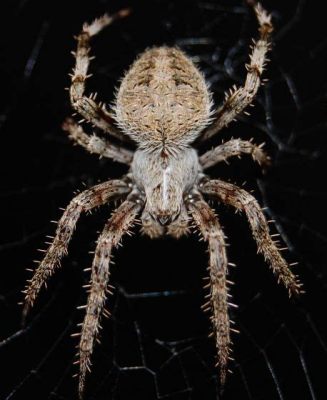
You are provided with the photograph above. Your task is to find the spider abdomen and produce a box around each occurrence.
[114,46,213,149]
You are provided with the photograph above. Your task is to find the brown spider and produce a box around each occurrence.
[22,2,302,398]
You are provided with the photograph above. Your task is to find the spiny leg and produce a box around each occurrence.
[200,138,270,170]
[22,179,131,319]
[186,193,232,384]
[70,9,130,141]
[200,2,273,142]
[200,179,302,295]
[62,118,134,165]
[77,194,143,398]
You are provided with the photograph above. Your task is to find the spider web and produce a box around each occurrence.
[1,0,326,399]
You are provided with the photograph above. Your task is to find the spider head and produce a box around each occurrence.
[145,173,182,226]
[132,147,200,228]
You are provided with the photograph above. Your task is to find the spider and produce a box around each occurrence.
[23,2,302,398]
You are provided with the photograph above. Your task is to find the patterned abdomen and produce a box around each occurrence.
[114,47,212,149]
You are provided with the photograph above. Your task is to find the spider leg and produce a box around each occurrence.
[199,179,302,295]
[78,193,143,398]
[186,192,231,385]
[70,9,130,142]
[200,2,273,142]
[62,118,134,165]
[200,138,270,170]
[22,179,131,319]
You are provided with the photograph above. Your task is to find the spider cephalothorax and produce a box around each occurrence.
[23,3,302,398]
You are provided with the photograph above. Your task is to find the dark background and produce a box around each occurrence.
[1,0,327,399]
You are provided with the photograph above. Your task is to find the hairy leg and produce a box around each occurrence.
[77,194,143,398]
[200,138,270,170]
[70,9,130,141]
[186,193,231,384]
[200,179,302,295]
[62,118,134,165]
[200,3,273,142]
[22,179,131,318]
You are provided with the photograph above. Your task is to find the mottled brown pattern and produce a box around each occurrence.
[23,3,302,399]
[187,196,231,383]
[69,10,131,141]
[200,138,270,170]
[115,47,213,149]
[200,179,302,295]
[200,3,273,142]
[22,180,131,319]
[78,197,142,395]
[62,118,133,164]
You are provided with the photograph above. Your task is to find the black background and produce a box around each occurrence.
[1,0,327,399]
